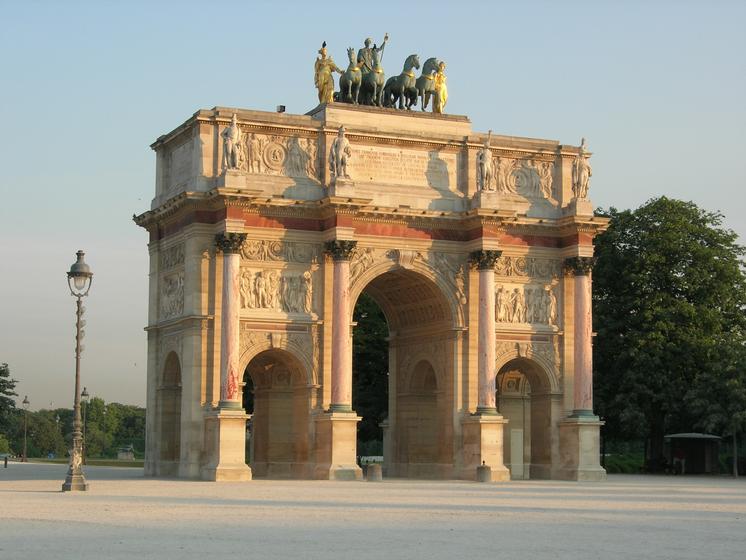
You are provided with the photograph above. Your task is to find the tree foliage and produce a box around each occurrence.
[0,394,145,458]
[352,292,389,450]
[593,197,746,467]
[0,363,18,432]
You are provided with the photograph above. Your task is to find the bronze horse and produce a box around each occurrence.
[359,46,385,106]
[415,57,440,112]
[339,47,363,104]
[383,54,420,110]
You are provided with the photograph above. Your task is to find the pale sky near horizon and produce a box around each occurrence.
[1,0,744,410]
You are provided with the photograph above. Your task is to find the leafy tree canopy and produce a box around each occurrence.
[593,197,746,465]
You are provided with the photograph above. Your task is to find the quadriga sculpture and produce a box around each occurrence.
[383,54,420,110]
[415,57,440,112]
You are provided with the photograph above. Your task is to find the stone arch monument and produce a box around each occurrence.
[135,101,607,482]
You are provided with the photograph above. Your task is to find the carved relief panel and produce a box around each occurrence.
[240,132,319,181]
[495,283,558,326]
[483,154,556,200]
[240,241,321,316]
[159,243,185,322]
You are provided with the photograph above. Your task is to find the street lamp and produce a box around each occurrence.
[62,250,92,492]
[81,387,89,465]
[22,396,29,462]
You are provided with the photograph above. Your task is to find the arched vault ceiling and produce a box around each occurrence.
[362,269,452,331]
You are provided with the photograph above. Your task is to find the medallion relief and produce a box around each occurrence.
[240,132,319,180]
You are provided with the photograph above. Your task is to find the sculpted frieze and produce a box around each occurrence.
[495,284,558,326]
[241,240,320,264]
[160,271,184,321]
[160,244,184,271]
[240,268,313,314]
[489,157,555,200]
[242,133,319,180]
[495,256,561,280]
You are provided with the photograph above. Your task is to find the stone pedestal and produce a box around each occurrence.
[313,411,363,480]
[201,408,252,481]
[557,416,606,481]
[471,190,500,209]
[564,198,594,217]
[217,169,248,189]
[329,178,355,198]
[460,415,510,481]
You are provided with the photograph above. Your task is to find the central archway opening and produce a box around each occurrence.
[352,267,455,478]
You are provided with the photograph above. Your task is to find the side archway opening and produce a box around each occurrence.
[497,357,554,480]
[243,348,311,478]
[158,351,182,474]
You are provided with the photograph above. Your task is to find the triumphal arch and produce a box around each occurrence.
[135,46,607,481]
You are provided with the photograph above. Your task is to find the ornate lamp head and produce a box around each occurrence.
[67,250,93,297]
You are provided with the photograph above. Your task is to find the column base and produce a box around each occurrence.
[557,416,607,481]
[460,414,511,481]
[201,408,252,482]
[313,411,363,480]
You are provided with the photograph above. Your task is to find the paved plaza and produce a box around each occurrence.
[1,463,744,559]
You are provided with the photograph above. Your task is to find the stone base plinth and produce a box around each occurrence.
[313,411,363,480]
[460,414,510,481]
[564,198,594,217]
[217,169,248,189]
[61,472,89,492]
[556,416,607,481]
[471,190,500,209]
[201,408,252,482]
[328,178,355,198]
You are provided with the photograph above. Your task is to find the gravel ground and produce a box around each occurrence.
[1,462,744,559]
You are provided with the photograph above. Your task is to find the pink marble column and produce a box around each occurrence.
[565,256,595,416]
[471,250,501,415]
[216,233,246,409]
[325,240,357,412]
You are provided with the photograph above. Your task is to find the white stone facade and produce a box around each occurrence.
[135,103,607,481]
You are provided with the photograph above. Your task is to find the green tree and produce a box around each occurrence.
[687,332,746,475]
[352,292,389,452]
[0,433,10,454]
[0,363,18,433]
[593,197,746,470]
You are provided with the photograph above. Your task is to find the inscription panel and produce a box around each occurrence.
[349,145,459,191]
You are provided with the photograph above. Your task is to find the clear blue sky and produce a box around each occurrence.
[1,0,744,409]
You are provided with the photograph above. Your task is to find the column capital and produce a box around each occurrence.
[469,249,502,270]
[215,232,247,254]
[563,256,595,276]
[324,240,357,261]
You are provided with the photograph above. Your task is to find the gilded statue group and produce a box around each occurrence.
[314,34,448,113]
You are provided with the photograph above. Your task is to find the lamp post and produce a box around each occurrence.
[62,250,92,492]
[22,396,29,462]
[81,387,89,465]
